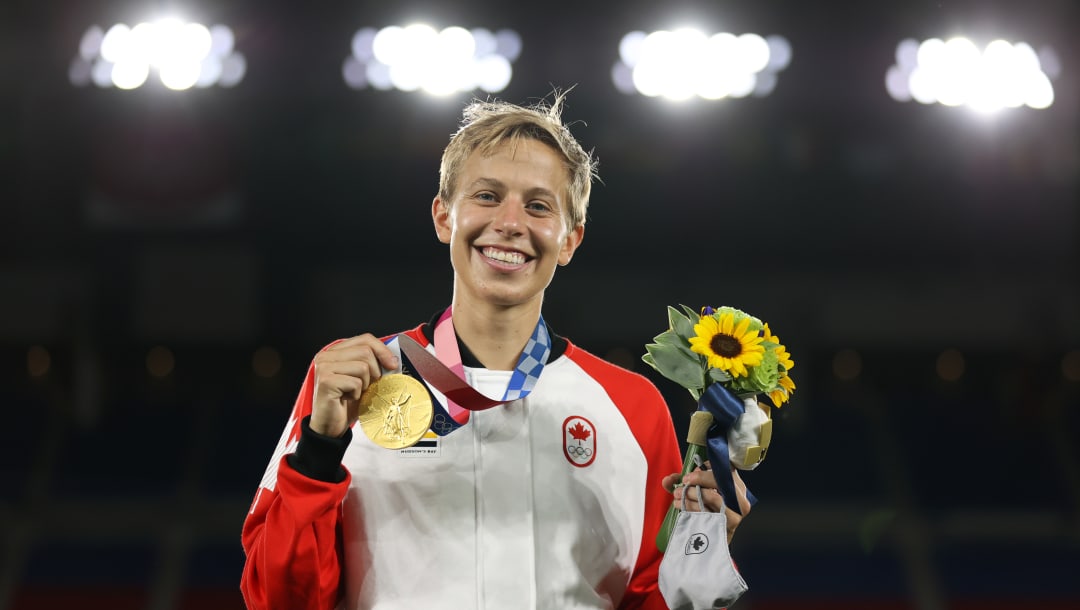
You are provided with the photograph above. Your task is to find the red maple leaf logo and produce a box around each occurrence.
[568,422,591,442]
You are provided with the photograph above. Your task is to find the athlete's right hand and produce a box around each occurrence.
[310,334,400,438]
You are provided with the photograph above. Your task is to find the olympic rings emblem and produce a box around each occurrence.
[565,444,593,458]
[562,415,597,467]
[432,414,456,435]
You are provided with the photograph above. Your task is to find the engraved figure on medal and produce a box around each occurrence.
[358,374,434,449]
[381,390,414,440]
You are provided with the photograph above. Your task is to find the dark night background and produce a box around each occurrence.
[1,0,1078,609]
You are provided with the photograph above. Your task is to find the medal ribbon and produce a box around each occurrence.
[697,383,759,515]
[396,307,552,434]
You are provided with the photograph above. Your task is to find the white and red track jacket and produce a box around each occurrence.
[241,321,682,609]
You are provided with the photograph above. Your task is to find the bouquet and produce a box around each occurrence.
[644,305,795,550]
[643,305,795,407]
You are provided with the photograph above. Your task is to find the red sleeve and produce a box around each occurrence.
[617,374,681,610]
[565,343,682,610]
[240,357,350,610]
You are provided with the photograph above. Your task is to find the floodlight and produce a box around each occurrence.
[612,27,791,101]
[886,36,1057,112]
[70,19,244,90]
[345,23,520,95]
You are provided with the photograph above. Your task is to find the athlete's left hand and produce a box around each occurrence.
[662,463,751,544]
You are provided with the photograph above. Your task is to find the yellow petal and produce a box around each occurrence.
[711,354,731,371]
[719,313,734,335]
[733,316,752,340]
[763,323,776,343]
[731,359,747,377]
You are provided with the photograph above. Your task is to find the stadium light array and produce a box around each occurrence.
[343,24,521,95]
[885,37,1059,112]
[611,28,791,101]
[70,19,245,91]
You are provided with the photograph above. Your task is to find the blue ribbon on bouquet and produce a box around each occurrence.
[698,383,759,515]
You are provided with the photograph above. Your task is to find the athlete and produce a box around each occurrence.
[240,93,751,609]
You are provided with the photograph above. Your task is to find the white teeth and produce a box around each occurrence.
[482,247,526,264]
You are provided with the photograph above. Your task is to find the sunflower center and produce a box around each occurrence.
[710,334,743,358]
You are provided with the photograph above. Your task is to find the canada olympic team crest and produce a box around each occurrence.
[562,415,596,467]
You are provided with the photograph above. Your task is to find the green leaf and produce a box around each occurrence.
[730,375,758,395]
[653,329,698,360]
[708,367,733,384]
[680,304,700,322]
[644,343,704,390]
[653,329,683,347]
[667,306,695,339]
[641,352,656,368]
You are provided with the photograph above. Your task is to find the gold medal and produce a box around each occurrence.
[357,374,434,449]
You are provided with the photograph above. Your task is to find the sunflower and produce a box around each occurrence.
[688,311,765,377]
[763,323,795,371]
[768,373,796,406]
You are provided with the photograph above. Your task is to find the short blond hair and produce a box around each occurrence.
[438,93,596,228]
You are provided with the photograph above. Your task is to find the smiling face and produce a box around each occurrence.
[433,138,584,313]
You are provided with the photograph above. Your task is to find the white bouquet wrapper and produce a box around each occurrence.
[727,396,773,471]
